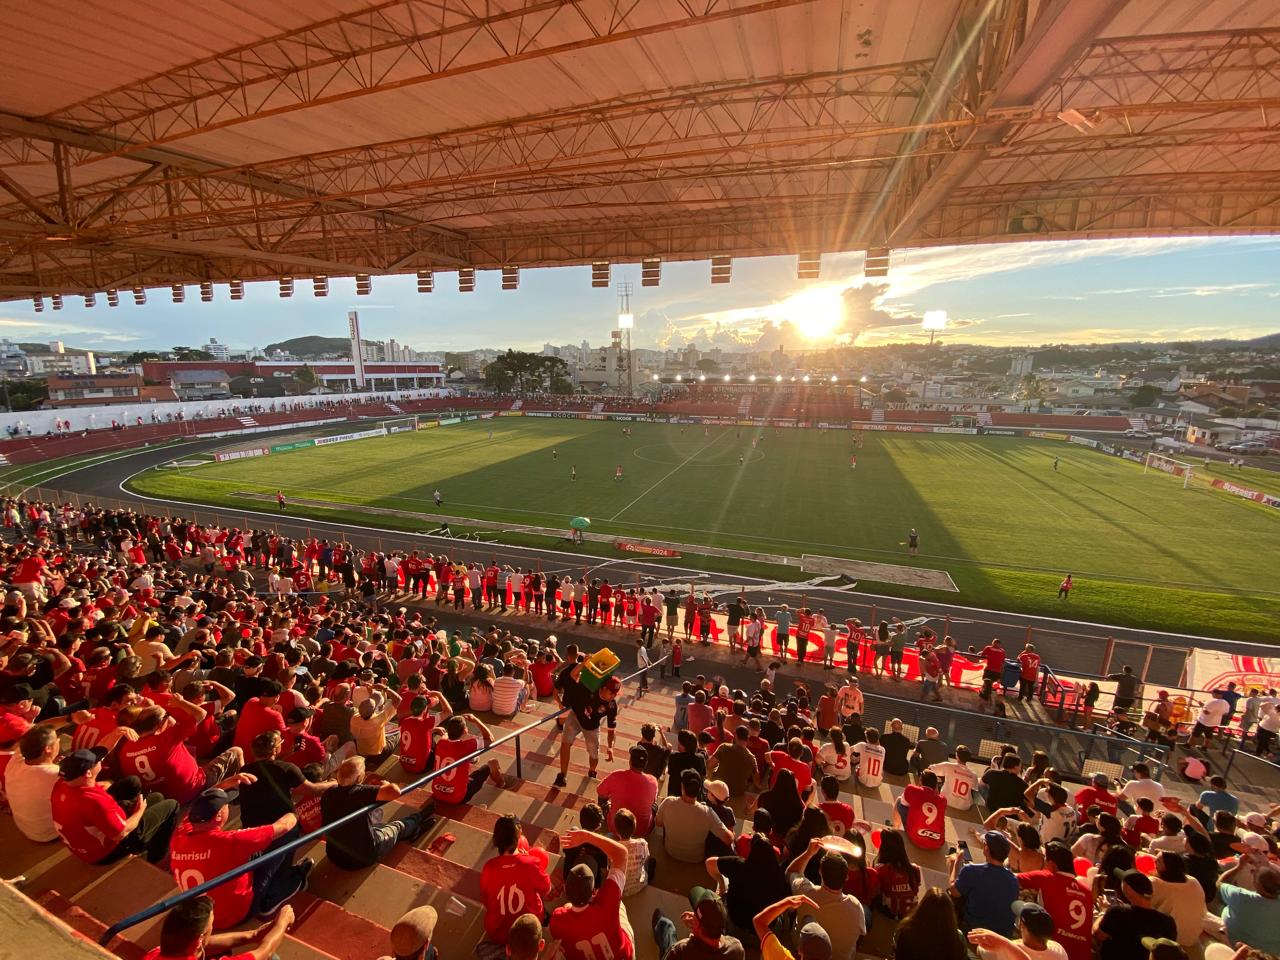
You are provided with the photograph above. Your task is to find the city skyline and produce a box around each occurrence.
[2,235,1278,355]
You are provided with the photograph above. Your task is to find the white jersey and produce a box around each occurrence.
[852,742,886,789]
[926,760,980,811]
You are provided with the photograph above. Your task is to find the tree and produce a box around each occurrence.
[171,346,214,361]
[1,378,47,412]
[126,350,165,363]
[882,388,908,405]
[293,365,318,392]
[1217,406,1241,418]
[483,350,571,394]
[1130,384,1161,408]
[1019,373,1047,402]
[696,358,720,374]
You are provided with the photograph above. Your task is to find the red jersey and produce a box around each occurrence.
[280,732,326,770]
[480,849,552,942]
[1072,785,1119,819]
[234,698,286,753]
[549,872,634,960]
[981,645,1006,673]
[875,863,919,919]
[901,783,947,849]
[530,661,557,698]
[118,716,205,803]
[398,715,437,775]
[768,750,813,797]
[72,707,120,751]
[170,821,276,928]
[431,735,479,803]
[1016,869,1092,960]
[294,793,323,833]
[51,781,127,862]
[1018,651,1041,681]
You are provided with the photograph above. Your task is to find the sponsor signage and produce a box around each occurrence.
[1069,435,1099,448]
[497,410,524,417]
[932,426,977,435]
[525,411,553,418]
[271,439,316,453]
[314,427,386,447]
[981,428,1019,436]
[437,417,461,426]
[584,413,606,420]
[737,420,755,426]
[1211,478,1280,508]
[386,422,417,434]
[615,541,682,557]
[1028,430,1070,441]
[418,419,441,430]
[215,447,270,462]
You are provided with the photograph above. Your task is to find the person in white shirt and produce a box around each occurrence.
[1146,812,1189,854]
[817,730,853,781]
[835,679,863,722]
[3,725,62,842]
[1189,697,1230,748]
[852,728,886,789]
[1149,851,1208,951]
[927,746,980,811]
[1118,761,1165,814]
[970,902,1068,960]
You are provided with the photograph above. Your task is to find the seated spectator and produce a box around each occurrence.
[1075,772,1120,819]
[50,746,180,863]
[117,693,244,803]
[891,888,970,960]
[378,906,439,960]
[874,829,923,920]
[651,887,744,960]
[598,745,660,836]
[667,729,708,797]
[710,725,760,796]
[656,769,734,863]
[1217,860,1280,954]
[429,714,504,805]
[910,727,950,775]
[928,746,979,812]
[491,661,530,717]
[851,728,885,789]
[1017,841,1092,960]
[503,914,544,960]
[706,832,791,942]
[398,694,448,777]
[614,808,653,897]
[785,839,867,960]
[170,786,313,927]
[897,770,948,850]
[550,829,635,960]
[1094,870,1178,960]
[751,893,833,960]
[479,814,552,950]
[321,756,432,870]
[1118,762,1165,813]
[950,830,1019,936]
[144,896,293,960]
[233,683,286,753]
[350,684,401,760]
[880,719,913,778]
[982,754,1029,813]
[1149,851,1208,954]
[561,802,609,889]
[4,725,61,842]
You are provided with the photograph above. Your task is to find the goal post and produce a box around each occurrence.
[382,415,419,435]
[1143,451,1194,489]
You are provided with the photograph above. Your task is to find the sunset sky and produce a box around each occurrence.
[3,235,1278,354]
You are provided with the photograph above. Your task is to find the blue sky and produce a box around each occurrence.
[2,236,1278,354]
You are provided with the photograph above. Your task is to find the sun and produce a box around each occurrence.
[777,287,846,341]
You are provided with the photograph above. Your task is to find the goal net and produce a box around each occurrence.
[1143,451,1194,488]
[383,416,419,435]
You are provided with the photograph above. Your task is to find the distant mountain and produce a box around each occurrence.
[1245,331,1280,348]
[263,336,352,358]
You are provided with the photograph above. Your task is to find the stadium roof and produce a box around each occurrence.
[2,0,1280,302]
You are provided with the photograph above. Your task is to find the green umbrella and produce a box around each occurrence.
[569,516,591,530]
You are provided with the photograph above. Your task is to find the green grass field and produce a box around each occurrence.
[128,419,1280,643]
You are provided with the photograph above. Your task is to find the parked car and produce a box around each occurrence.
[1124,428,1152,438]
[1228,440,1270,454]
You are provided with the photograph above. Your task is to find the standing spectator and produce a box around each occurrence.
[553,669,620,787]
[550,828,635,960]
[656,769,734,863]
[950,831,1020,936]
[1093,870,1178,960]
[50,747,180,863]
[710,725,760,796]
[1016,644,1041,702]
[980,639,1007,697]
[1107,666,1141,714]
[320,756,430,870]
[1188,694,1231,749]
[598,746,660,837]
[636,723,671,778]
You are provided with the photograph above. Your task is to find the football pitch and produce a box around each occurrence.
[130,419,1280,642]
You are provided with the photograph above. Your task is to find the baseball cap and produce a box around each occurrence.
[704,780,730,803]
[189,787,238,823]
[1140,938,1188,960]
[689,887,726,939]
[565,863,596,905]
[58,597,80,609]
[58,747,108,779]
[1115,868,1154,896]
[1232,833,1270,855]
[628,745,649,767]
[983,830,1012,860]
[1011,900,1054,939]
[389,906,438,956]
[797,922,832,960]
[1243,811,1268,828]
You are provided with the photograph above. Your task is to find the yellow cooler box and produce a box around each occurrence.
[580,647,620,691]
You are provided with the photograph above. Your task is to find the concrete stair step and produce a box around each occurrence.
[35,890,148,960]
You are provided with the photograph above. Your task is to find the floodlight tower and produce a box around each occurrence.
[617,281,635,397]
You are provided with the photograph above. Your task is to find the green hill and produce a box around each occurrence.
[263,336,352,358]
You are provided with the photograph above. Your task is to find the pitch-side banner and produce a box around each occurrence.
[1185,649,1280,692]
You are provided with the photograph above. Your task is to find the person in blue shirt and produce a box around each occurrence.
[949,830,1020,936]
[1218,858,1280,954]
[1194,775,1239,819]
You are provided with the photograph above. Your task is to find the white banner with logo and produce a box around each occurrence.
[1184,648,1280,692]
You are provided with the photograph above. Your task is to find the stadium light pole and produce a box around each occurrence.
[617,281,634,397]
[921,310,948,402]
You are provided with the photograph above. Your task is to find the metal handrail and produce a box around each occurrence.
[99,655,666,946]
